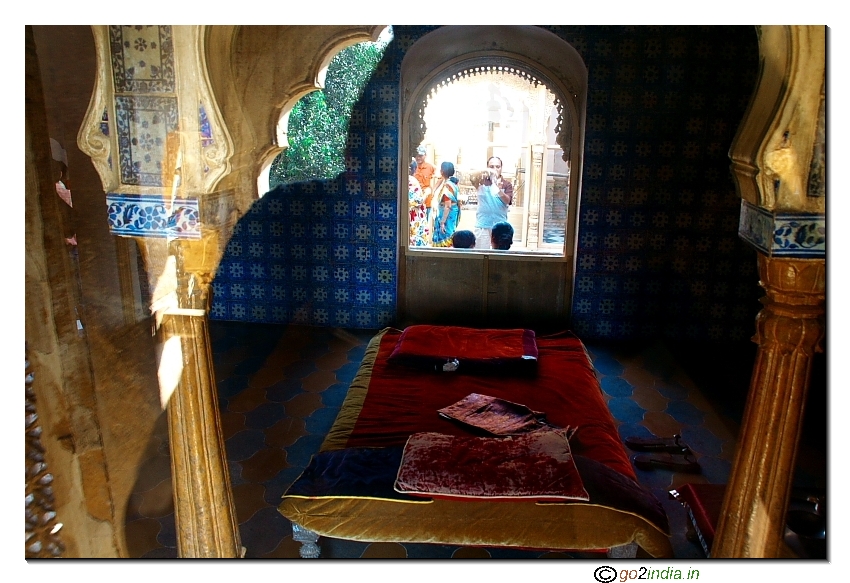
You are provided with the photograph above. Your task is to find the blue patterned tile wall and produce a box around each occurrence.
[211,25,762,342]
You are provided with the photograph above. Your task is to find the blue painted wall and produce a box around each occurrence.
[211,25,761,342]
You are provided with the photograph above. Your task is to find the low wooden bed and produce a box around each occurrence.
[278,326,673,558]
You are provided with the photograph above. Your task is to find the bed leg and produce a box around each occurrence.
[291,523,321,558]
[607,543,638,559]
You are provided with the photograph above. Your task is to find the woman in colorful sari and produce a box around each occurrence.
[431,161,461,248]
[408,160,430,247]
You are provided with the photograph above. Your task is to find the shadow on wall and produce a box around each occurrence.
[211,25,763,345]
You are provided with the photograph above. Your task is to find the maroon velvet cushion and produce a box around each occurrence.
[394,430,589,502]
[387,325,538,373]
[437,393,553,436]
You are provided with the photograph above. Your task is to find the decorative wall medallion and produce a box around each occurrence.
[106,194,201,239]
[115,95,179,186]
[108,25,175,93]
[739,200,825,258]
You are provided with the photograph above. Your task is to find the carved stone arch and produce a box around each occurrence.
[401,26,587,173]
[409,57,576,164]
[256,25,389,194]
[203,25,388,200]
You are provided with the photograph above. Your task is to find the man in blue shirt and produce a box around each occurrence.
[471,156,514,249]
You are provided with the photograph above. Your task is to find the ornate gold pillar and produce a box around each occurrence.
[159,268,241,557]
[712,25,825,558]
[713,257,824,557]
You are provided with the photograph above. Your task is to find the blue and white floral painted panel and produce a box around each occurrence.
[739,200,825,258]
[115,95,179,186]
[106,194,201,239]
[108,25,175,93]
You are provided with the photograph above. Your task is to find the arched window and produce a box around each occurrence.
[401,26,586,258]
[398,26,587,328]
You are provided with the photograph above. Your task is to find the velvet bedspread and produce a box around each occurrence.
[279,328,673,557]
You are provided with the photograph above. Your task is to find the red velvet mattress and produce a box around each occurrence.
[345,327,635,480]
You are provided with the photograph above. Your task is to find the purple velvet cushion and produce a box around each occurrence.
[394,430,589,502]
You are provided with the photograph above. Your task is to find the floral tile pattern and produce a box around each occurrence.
[114,95,179,186]
[109,25,175,93]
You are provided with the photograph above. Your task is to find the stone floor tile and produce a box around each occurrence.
[452,547,491,558]
[361,542,408,558]
[630,384,670,413]
[670,472,709,490]
[227,385,270,414]
[283,392,324,418]
[620,365,662,391]
[141,546,178,558]
[244,401,287,430]
[240,507,293,558]
[314,351,351,371]
[653,379,691,401]
[156,513,177,548]
[283,434,325,467]
[281,360,319,380]
[680,425,725,457]
[219,410,247,441]
[264,417,308,449]
[247,364,287,389]
[642,411,684,437]
[265,379,303,403]
[600,376,635,398]
[262,466,305,506]
[240,447,289,483]
[259,535,302,559]
[232,482,270,525]
[607,397,646,424]
[305,406,342,435]
[225,429,267,461]
[301,370,339,393]
[665,400,706,426]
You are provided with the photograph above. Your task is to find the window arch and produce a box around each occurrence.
[400,26,587,257]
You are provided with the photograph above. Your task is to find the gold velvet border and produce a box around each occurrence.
[280,496,673,557]
[320,328,393,452]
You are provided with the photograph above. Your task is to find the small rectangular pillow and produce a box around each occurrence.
[438,393,554,436]
[387,325,538,374]
[394,430,589,502]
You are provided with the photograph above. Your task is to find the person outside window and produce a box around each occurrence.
[470,156,513,249]
[408,160,430,247]
[431,161,461,248]
[452,230,476,249]
[413,146,436,241]
[490,221,514,250]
